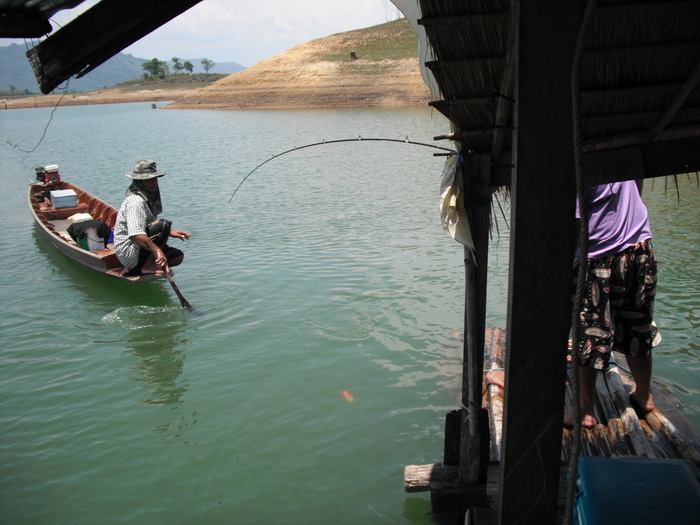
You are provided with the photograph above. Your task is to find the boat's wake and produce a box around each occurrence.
[101,305,185,329]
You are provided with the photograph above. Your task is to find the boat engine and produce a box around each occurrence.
[35,164,62,187]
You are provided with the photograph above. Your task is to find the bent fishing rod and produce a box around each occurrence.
[228,136,458,203]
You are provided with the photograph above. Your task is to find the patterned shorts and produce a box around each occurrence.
[571,239,658,369]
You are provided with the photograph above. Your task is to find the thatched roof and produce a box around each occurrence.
[406,0,700,185]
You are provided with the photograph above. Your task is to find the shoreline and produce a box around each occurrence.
[2,88,431,111]
[1,88,196,110]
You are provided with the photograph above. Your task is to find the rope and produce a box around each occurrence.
[564,1,598,524]
[227,136,457,203]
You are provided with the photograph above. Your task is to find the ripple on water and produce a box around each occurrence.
[101,305,187,330]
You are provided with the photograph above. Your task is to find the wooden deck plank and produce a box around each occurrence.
[485,328,504,462]
[646,410,700,465]
[605,363,659,459]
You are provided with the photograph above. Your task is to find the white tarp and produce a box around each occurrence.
[389,0,440,98]
[439,155,475,252]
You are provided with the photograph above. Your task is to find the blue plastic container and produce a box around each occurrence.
[574,456,700,524]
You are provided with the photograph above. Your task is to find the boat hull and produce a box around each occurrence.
[28,182,162,282]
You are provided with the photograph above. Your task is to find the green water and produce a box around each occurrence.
[0,103,697,524]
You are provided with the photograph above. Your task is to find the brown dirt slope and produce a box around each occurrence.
[166,18,432,110]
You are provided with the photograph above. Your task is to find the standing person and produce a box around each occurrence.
[565,180,658,428]
[113,160,191,276]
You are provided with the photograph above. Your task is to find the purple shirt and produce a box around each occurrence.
[577,181,652,258]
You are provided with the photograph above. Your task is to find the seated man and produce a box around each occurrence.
[113,160,190,275]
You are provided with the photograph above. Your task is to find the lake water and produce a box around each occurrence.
[1,102,698,524]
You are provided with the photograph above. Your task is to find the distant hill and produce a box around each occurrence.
[168,18,432,110]
[0,43,245,93]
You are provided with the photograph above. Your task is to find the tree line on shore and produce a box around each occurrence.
[0,85,32,97]
[2,56,220,96]
[141,57,216,80]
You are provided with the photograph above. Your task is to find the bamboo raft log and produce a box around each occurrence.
[404,327,700,518]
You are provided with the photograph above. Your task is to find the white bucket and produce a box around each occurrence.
[85,227,104,251]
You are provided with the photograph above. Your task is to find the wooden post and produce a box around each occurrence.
[459,153,492,484]
[498,2,582,524]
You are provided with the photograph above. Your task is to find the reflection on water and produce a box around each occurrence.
[102,306,189,407]
[32,219,191,410]
[127,327,188,407]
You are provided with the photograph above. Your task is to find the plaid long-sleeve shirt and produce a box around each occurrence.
[113,195,156,269]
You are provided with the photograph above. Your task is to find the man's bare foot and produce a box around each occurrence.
[141,268,164,275]
[485,369,505,388]
[629,391,655,416]
[563,406,598,428]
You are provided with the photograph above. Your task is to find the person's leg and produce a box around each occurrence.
[579,366,599,427]
[627,354,655,413]
[140,220,175,274]
[125,244,151,275]
[564,366,599,428]
[163,245,184,268]
[140,253,162,274]
[614,240,657,415]
[567,256,612,427]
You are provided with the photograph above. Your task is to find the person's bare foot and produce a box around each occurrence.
[141,268,164,275]
[563,406,598,428]
[629,391,655,416]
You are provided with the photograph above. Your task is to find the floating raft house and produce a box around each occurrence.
[4,1,700,523]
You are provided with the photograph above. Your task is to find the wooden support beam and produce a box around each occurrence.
[404,463,459,493]
[491,5,517,164]
[26,0,204,93]
[498,2,582,524]
[404,463,500,514]
[459,152,493,484]
[444,410,461,466]
[583,136,700,186]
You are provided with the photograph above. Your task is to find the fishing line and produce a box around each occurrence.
[228,136,457,203]
[6,77,71,154]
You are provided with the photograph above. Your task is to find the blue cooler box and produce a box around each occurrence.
[50,189,78,209]
[574,456,700,524]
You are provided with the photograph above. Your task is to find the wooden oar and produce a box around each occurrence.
[165,272,191,309]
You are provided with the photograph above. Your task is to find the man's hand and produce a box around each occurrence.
[170,229,191,240]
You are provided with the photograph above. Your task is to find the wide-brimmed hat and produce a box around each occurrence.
[125,160,165,180]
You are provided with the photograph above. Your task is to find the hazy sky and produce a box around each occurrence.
[2,0,403,67]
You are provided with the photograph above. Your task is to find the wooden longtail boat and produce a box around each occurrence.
[28,179,163,282]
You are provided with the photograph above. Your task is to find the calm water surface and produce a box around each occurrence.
[0,103,697,524]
